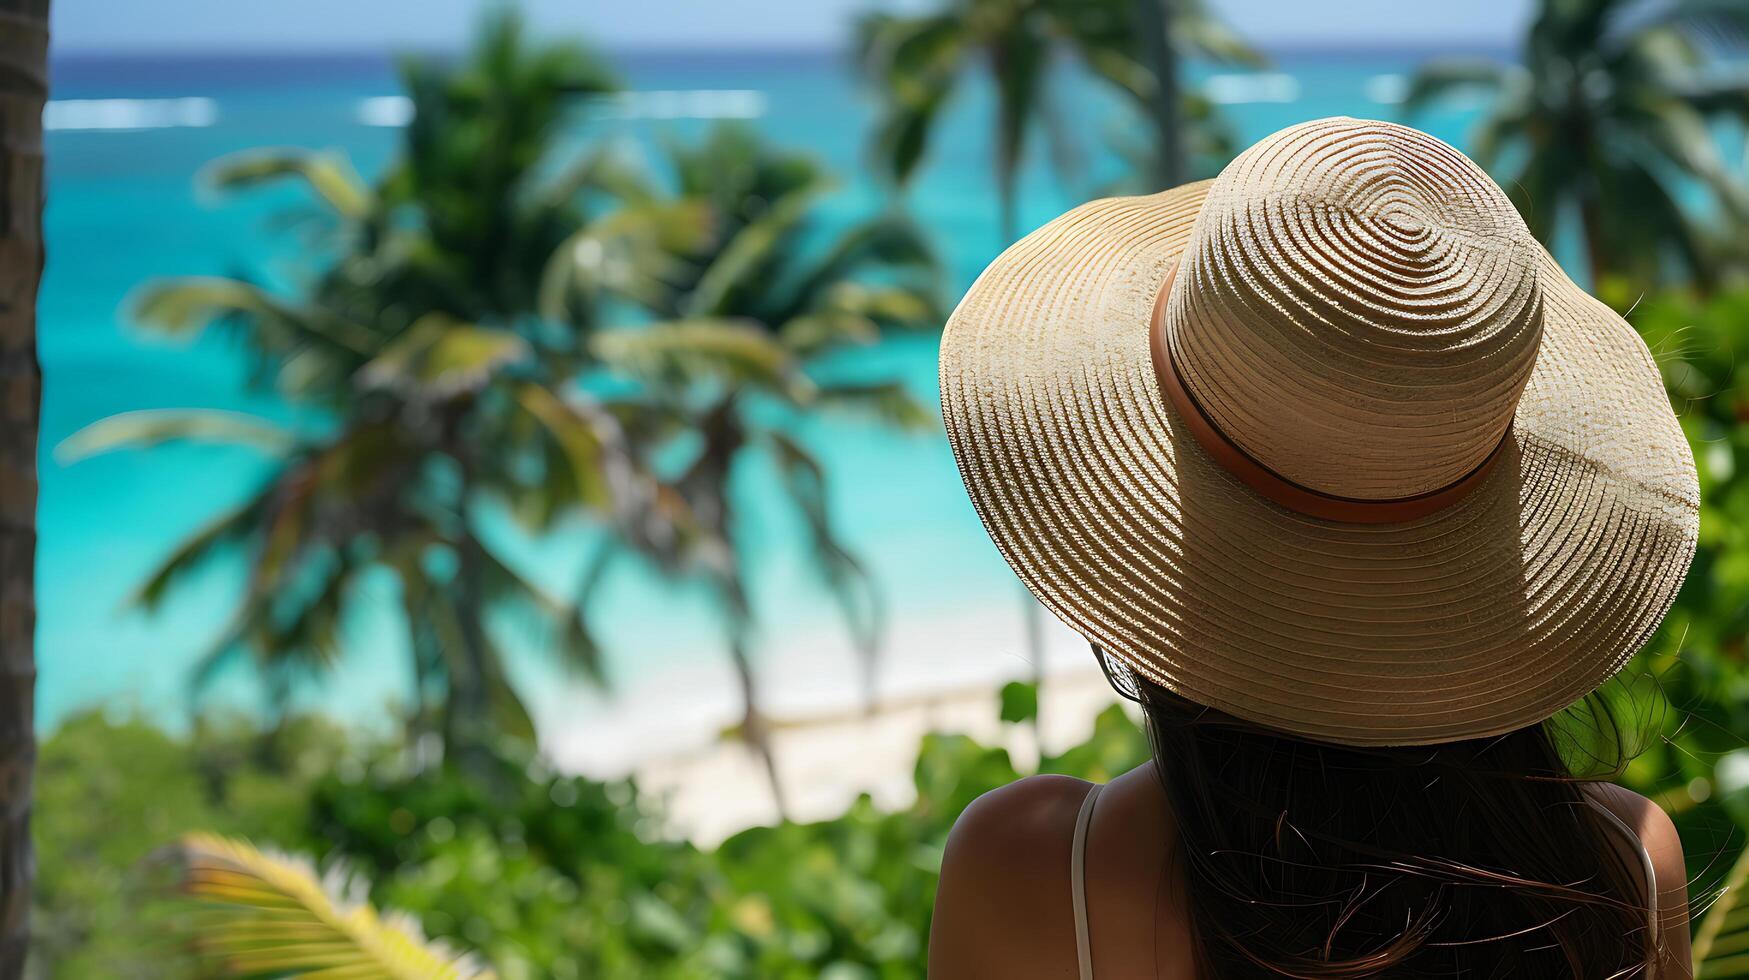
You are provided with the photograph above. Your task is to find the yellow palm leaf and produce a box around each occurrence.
[174,832,495,980]
[1695,842,1749,977]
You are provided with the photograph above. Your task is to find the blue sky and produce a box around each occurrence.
[54,0,1534,53]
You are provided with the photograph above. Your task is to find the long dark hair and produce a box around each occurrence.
[1101,650,1659,977]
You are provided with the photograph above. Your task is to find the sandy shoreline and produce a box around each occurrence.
[540,601,1128,844]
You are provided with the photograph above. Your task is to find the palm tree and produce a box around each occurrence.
[1404,0,1749,290]
[548,126,944,813]
[856,0,1256,733]
[62,12,674,770]
[1127,0,1263,185]
[0,0,47,973]
[855,0,1261,241]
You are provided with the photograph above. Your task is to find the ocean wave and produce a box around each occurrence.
[1365,74,1409,105]
[596,89,767,120]
[1204,73,1300,105]
[356,95,414,128]
[353,89,768,128]
[44,97,218,131]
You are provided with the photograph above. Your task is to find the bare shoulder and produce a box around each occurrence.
[1585,782,1692,978]
[949,774,1092,859]
[1585,782,1684,879]
[928,775,1092,978]
[1586,782,1672,836]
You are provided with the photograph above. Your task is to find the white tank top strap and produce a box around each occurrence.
[1586,798,1661,953]
[1071,783,1102,980]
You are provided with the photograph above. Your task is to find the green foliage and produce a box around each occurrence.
[30,710,360,977]
[31,699,1149,978]
[1405,0,1749,289]
[1598,284,1749,903]
[997,680,1038,724]
[572,124,945,809]
[1694,843,1749,977]
[855,0,1261,233]
[173,832,495,979]
[67,9,648,763]
[80,18,942,797]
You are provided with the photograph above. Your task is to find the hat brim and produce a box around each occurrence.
[940,181,1699,745]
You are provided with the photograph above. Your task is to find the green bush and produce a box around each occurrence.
[28,689,1148,979]
[30,710,359,977]
[1603,283,1749,892]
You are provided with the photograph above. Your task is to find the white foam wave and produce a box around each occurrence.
[1204,73,1301,105]
[598,89,767,120]
[44,97,218,131]
[356,95,414,128]
[350,89,768,128]
[1365,74,1410,105]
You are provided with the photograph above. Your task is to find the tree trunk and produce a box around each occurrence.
[1135,0,1185,187]
[997,174,1018,250]
[0,2,46,975]
[1023,588,1046,753]
[995,181,1046,751]
[1578,191,1609,293]
[445,532,497,781]
[727,623,787,820]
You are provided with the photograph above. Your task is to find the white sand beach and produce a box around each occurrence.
[542,601,1129,844]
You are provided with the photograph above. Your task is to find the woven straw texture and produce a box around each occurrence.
[940,118,1698,746]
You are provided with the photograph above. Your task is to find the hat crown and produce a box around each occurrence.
[1164,117,1543,501]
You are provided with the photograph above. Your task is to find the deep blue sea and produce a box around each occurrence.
[39,48,1496,734]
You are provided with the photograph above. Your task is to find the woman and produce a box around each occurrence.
[930,118,1695,977]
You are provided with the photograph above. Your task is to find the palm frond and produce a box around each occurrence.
[57,409,298,463]
[128,477,282,610]
[130,277,280,337]
[993,27,1050,225]
[1627,0,1749,51]
[355,315,531,398]
[510,383,613,511]
[172,832,495,979]
[780,311,882,357]
[766,431,884,686]
[683,180,832,318]
[1175,4,1270,67]
[814,381,938,431]
[592,319,806,397]
[202,149,373,219]
[1635,98,1749,219]
[783,216,938,317]
[534,140,659,210]
[855,13,966,186]
[537,200,714,321]
[477,540,606,685]
[1694,843,1749,976]
[131,277,379,356]
[1400,57,1513,112]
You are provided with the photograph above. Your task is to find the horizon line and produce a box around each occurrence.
[50,38,1521,61]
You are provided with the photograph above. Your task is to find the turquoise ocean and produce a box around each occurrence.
[39,48,1493,736]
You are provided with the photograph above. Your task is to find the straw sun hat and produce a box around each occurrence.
[941,117,1699,746]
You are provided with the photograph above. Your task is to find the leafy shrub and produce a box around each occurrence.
[30,710,358,977]
[29,691,1147,978]
[1606,284,1749,890]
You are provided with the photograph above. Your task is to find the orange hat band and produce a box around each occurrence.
[1149,263,1508,526]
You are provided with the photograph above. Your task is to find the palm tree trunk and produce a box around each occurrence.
[727,622,787,820]
[1135,0,1185,187]
[998,178,1018,249]
[1578,193,1610,291]
[994,177,1048,751]
[0,2,46,974]
[1023,588,1046,752]
[446,532,497,779]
